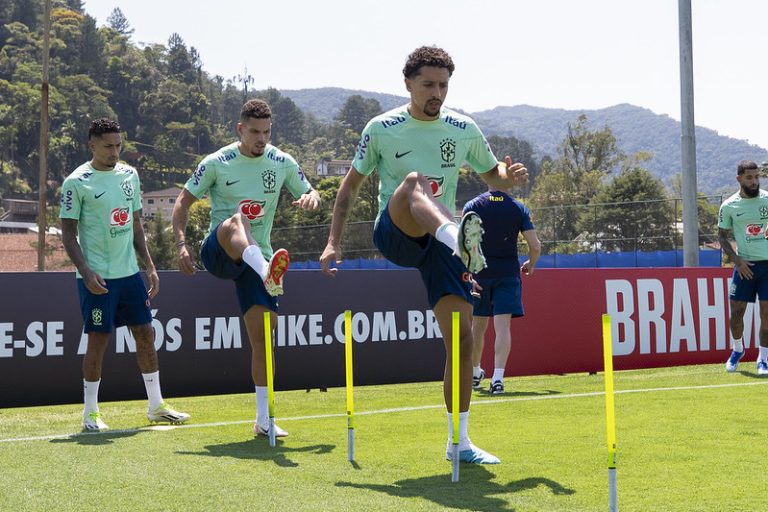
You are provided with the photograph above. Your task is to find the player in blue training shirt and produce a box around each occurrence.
[321,46,528,464]
[463,187,541,394]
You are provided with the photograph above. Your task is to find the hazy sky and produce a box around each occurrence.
[84,0,768,151]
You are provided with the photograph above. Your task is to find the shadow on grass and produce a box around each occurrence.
[49,429,144,446]
[177,437,335,468]
[737,370,767,379]
[475,389,562,398]
[337,465,574,512]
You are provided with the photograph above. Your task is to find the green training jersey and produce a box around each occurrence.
[351,104,498,222]
[719,189,768,261]
[60,162,141,279]
[185,142,311,259]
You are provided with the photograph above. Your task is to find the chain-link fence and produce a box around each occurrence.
[272,196,724,267]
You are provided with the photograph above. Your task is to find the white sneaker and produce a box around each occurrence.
[757,360,768,376]
[147,402,191,424]
[82,411,109,432]
[456,212,486,273]
[254,422,289,438]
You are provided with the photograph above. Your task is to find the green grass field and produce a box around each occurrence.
[1,364,766,511]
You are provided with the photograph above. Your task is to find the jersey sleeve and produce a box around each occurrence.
[282,155,312,198]
[351,121,380,176]
[185,157,217,199]
[131,170,142,213]
[59,177,81,220]
[521,202,535,231]
[465,123,498,174]
[718,203,731,230]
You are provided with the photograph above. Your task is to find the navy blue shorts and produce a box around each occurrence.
[472,275,524,317]
[77,272,151,333]
[200,223,278,314]
[730,260,768,303]
[373,204,472,308]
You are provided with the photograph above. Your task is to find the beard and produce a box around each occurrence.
[742,184,759,198]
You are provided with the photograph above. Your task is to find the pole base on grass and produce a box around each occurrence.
[348,428,355,462]
[451,444,459,482]
[608,467,617,511]
[268,417,276,447]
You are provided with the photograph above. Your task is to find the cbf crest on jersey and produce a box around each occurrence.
[760,205,768,219]
[262,169,276,193]
[440,138,456,168]
[121,179,134,199]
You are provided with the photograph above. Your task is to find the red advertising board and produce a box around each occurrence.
[480,267,754,376]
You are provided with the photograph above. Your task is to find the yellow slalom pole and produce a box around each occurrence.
[344,310,355,462]
[451,311,460,483]
[263,311,276,447]
[602,314,618,511]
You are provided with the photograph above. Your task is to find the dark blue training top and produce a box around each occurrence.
[462,190,535,279]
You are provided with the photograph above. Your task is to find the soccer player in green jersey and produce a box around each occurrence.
[173,99,320,438]
[320,46,528,464]
[60,118,190,431]
[718,160,768,375]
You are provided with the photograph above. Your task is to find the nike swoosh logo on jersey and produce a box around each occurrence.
[395,150,412,159]
[226,180,240,186]
[736,212,746,216]
[95,191,106,199]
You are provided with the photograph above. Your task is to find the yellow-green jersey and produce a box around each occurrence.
[185,142,311,259]
[352,105,498,222]
[719,189,768,260]
[59,162,141,278]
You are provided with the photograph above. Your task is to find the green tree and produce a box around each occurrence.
[106,7,133,37]
[146,212,175,270]
[335,95,381,134]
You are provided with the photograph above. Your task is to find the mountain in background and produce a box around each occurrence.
[282,88,768,196]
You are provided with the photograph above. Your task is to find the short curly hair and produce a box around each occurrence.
[240,99,272,121]
[88,118,120,139]
[737,160,758,174]
[402,46,455,79]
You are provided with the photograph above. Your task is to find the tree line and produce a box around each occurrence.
[0,1,719,268]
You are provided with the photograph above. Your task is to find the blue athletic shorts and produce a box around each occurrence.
[373,204,472,307]
[730,260,768,303]
[472,275,524,317]
[77,272,151,333]
[200,223,278,314]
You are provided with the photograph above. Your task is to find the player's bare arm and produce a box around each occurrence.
[718,227,753,279]
[171,188,199,276]
[481,155,529,190]
[292,188,321,210]
[320,168,367,277]
[61,217,108,295]
[521,229,542,276]
[132,210,159,298]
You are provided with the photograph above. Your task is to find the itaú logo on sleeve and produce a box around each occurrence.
[239,199,266,220]
[110,207,131,226]
[425,176,445,197]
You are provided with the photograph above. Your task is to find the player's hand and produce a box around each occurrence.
[500,155,528,186]
[319,242,341,278]
[177,245,197,276]
[735,257,754,279]
[83,269,108,295]
[293,190,321,211]
[521,260,536,276]
[146,268,160,299]
[470,276,483,298]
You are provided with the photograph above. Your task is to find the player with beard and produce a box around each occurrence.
[173,99,320,438]
[719,160,768,375]
[320,46,528,464]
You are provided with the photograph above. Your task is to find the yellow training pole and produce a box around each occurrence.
[264,311,276,447]
[602,314,618,511]
[451,311,460,483]
[345,310,355,461]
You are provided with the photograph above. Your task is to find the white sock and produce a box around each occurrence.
[435,222,459,253]
[242,245,269,280]
[83,379,100,415]
[447,411,471,449]
[256,386,269,427]
[473,366,483,379]
[733,338,744,352]
[492,368,505,383]
[142,371,163,410]
[759,346,768,362]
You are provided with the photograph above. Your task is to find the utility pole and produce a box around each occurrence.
[37,0,51,271]
[679,0,699,266]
